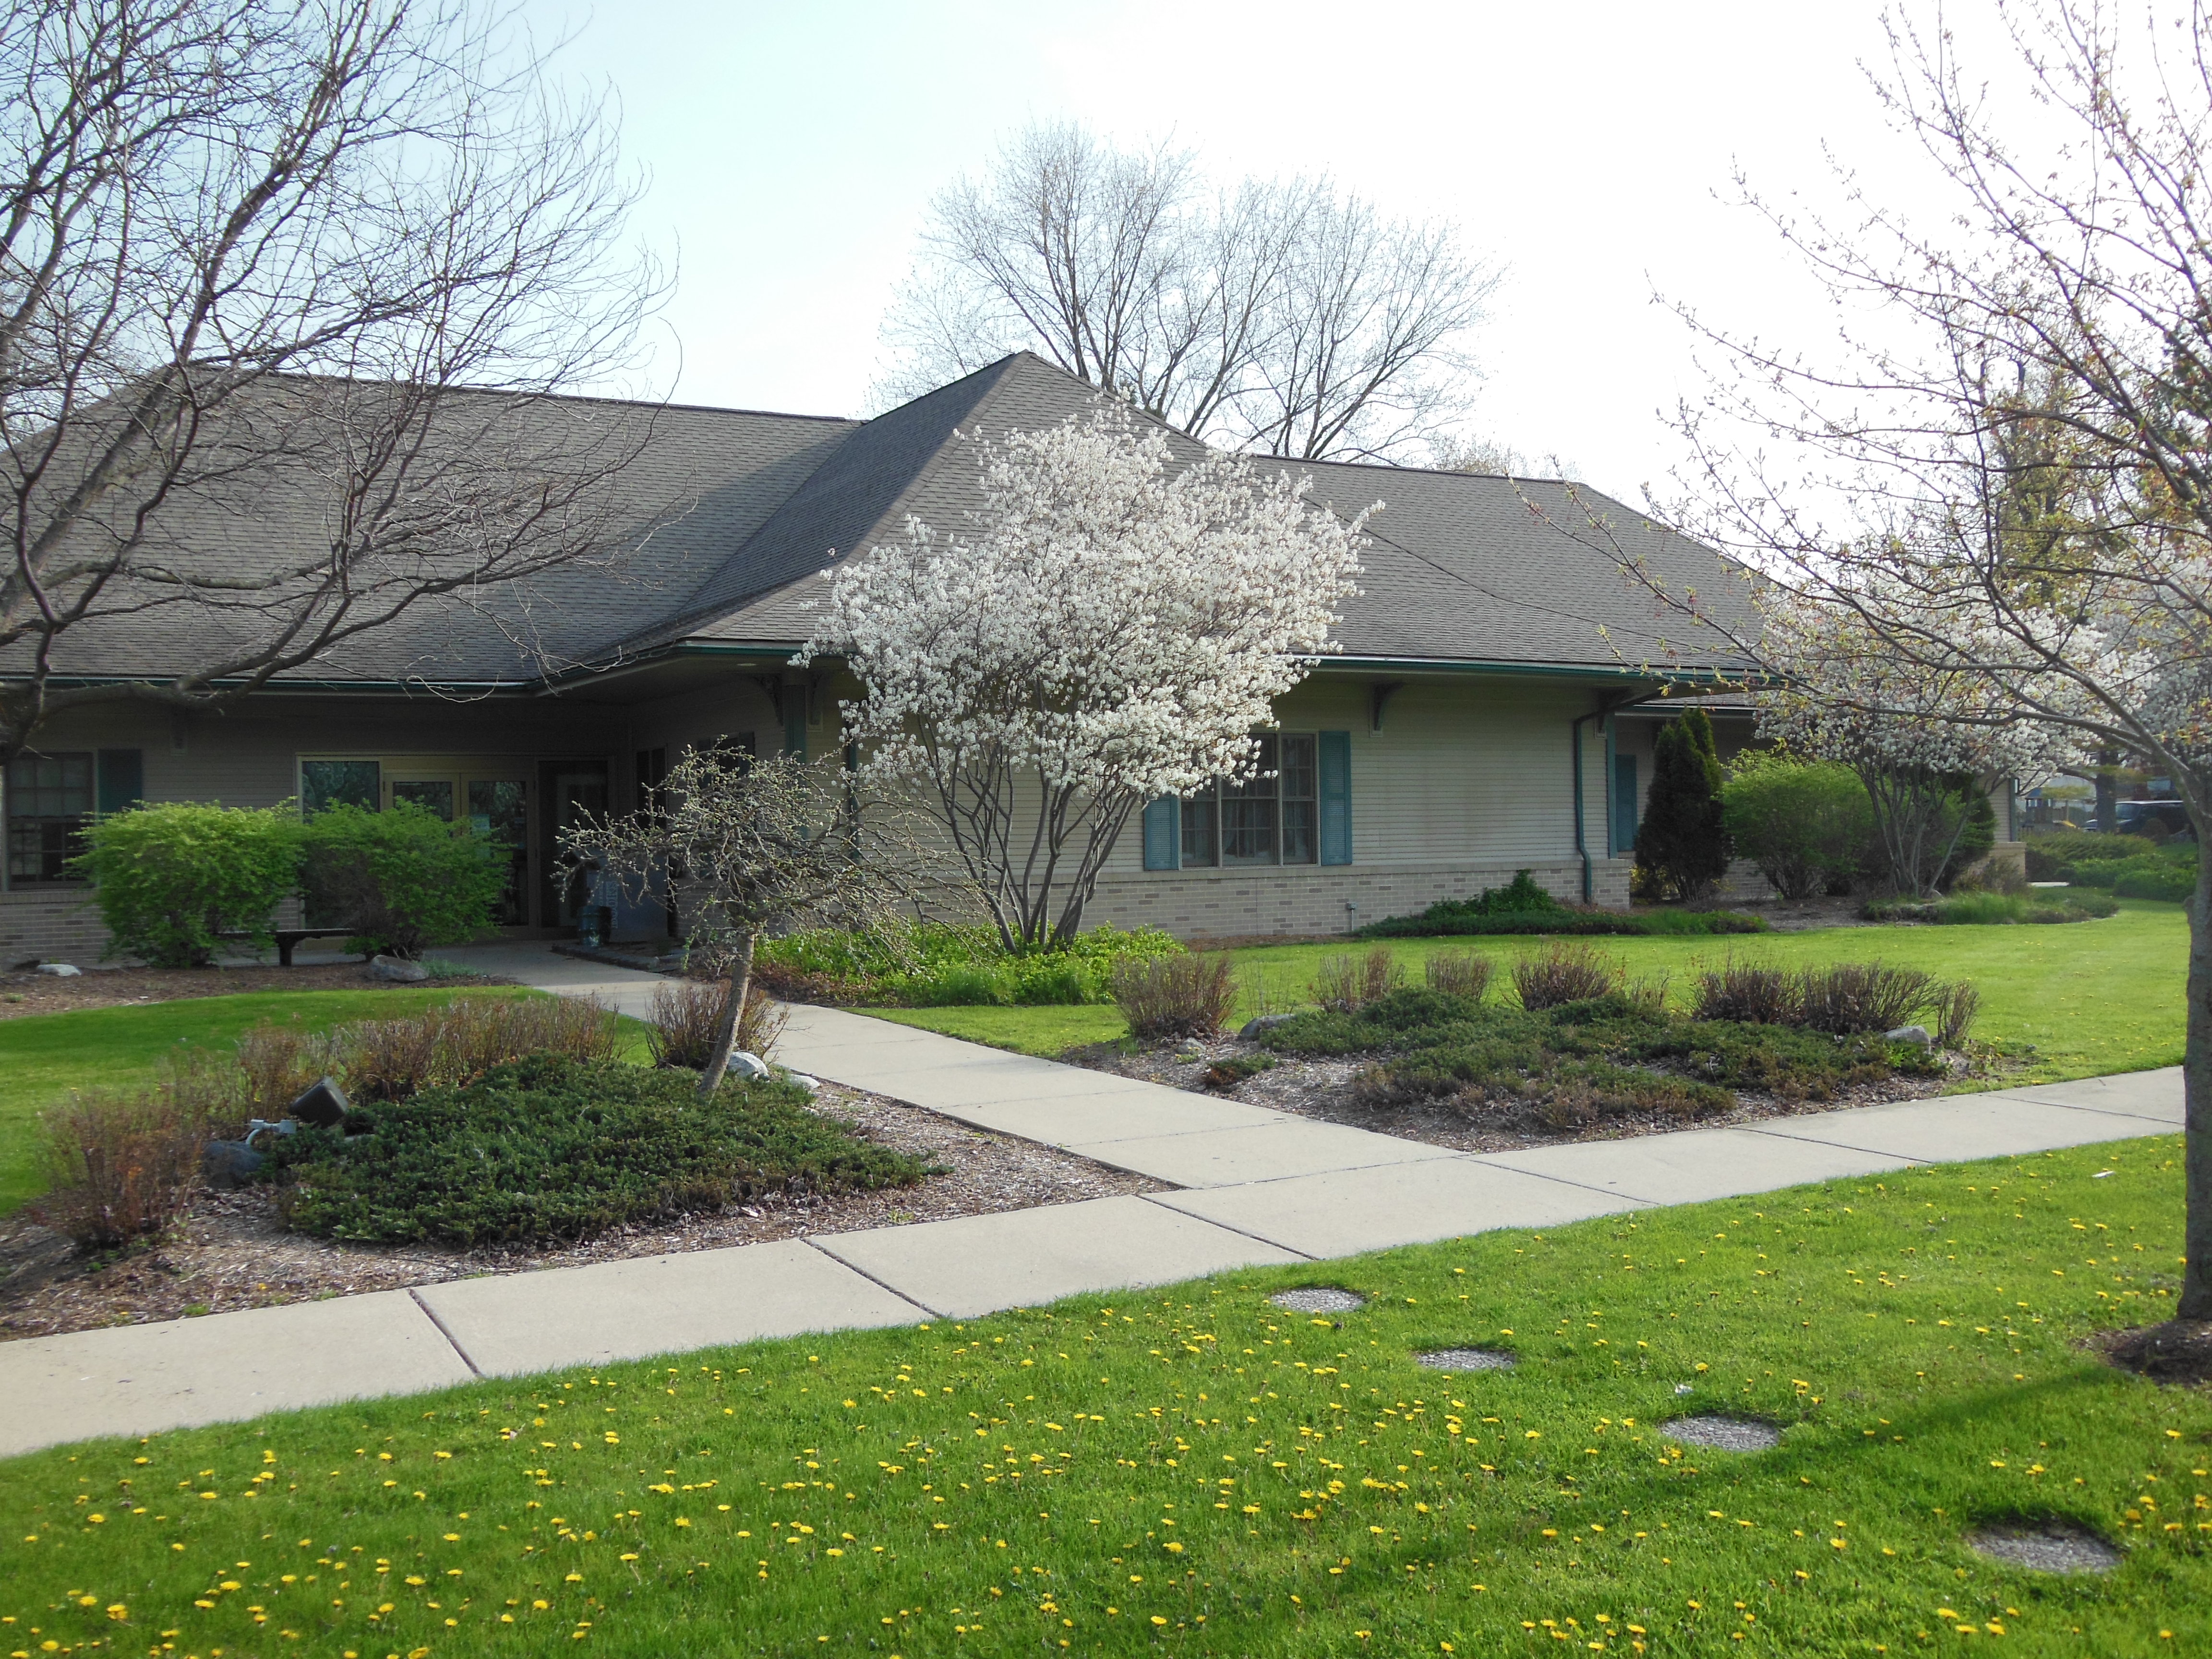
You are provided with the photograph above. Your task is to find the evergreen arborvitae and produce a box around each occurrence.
[1634,711,1733,901]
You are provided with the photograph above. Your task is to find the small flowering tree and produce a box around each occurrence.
[800,406,1369,949]
[568,751,920,1095]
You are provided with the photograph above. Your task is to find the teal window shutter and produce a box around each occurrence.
[1142,796,1180,870]
[1318,731,1352,865]
[1611,754,1638,855]
[96,749,143,816]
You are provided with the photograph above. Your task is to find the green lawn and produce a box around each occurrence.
[3,1135,2202,1655]
[867,900,2191,1084]
[0,986,649,1214]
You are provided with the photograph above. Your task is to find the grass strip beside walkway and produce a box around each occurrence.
[870,901,2190,1084]
[3,1135,2202,1655]
[0,987,615,1214]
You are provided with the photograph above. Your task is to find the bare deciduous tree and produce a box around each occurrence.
[874,120,1497,463]
[1543,1,2212,1321]
[0,0,661,764]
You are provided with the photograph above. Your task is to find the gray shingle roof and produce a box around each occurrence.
[7,353,1755,689]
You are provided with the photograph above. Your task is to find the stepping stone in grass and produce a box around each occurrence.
[1415,1349,1515,1372]
[1968,1522,2120,1575]
[1271,1287,1366,1314]
[1659,1416,1783,1452]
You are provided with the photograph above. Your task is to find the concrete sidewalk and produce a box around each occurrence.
[0,941,2184,1457]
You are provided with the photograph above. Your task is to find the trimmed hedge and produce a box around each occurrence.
[299,800,511,958]
[1356,906,1765,940]
[72,802,301,966]
[266,1054,929,1245]
[754,921,1182,1007]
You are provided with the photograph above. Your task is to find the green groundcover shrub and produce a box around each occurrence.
[299,799,510,958]
[1356,870,1765,940]
[71,801,301,966]
[265,1054,930,1246]
[1255,986,1943,1130]
[1863,890,2122,925]
[2022,828,2196,903]
[754,920,1182,1007]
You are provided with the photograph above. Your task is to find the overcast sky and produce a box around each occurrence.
[524,0,2003,506]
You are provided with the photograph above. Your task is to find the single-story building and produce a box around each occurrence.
[2,352,1997,961]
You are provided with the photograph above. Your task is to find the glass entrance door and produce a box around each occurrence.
[468,778,530,925]
[552,771,610,925]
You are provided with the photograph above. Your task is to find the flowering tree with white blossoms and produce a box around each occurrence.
[1752,593,2075,897]
[799,406,1369,949]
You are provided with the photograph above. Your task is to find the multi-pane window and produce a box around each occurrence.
[1178,733,1318,868]
[5,752,93,885]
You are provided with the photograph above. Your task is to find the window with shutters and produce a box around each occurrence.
[1143,731,1347,869]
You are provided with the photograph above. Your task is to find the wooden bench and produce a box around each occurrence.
[219,928,359,967]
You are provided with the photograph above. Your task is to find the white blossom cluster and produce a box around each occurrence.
[798,403,1370,943]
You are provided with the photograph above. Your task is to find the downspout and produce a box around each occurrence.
[1571,710,1599,903]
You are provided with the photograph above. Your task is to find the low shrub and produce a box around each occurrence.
[1692,959,1799,1025]
[645,979,787,1068]
[1112,953,1237,1039]
[266,1054,928,1246]
[1796,962,1936,1036]
[336,994,616,1103]
[1260,986,1941,1129]
[1357,901,1765,939]
[1204,1053,1277,1088]
[1928,981,1981,1049]
[299,800,510,958]
[2022,829,2157,878]
[1424,949,1495,1001]
[755,920,1182,1007]
[1313,947,1406,1013]
[34,1090,205,1250]
[73,802,301,967]
[1513,942,1624,1010]
[1863,890,2120,924]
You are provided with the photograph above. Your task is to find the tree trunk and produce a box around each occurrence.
[695,931,759,1098]
[2096,752,2119,834]
[2181,840,2212,1320]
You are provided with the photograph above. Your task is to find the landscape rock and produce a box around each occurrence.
[1238,1013,1294,1040]
[728,1051,771,1081]
[1884,1024,1933,1046]
[369,954,430,983]
[786,1073,822,1093]
[202,1140,266,1187]
[34,962,81,978]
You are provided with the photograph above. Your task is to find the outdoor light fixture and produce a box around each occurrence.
[287,1076,351,1129]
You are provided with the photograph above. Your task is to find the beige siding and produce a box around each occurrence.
[1088,672,1635,938]
[2,695,630,962]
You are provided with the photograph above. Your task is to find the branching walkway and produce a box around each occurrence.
[0,948,2182,1458]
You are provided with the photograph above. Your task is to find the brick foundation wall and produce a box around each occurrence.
[1,889,108,967]
[1085,857,1634,941]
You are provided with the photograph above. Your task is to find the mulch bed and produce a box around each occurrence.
[2090,1319,2212,1385]
[0,961,503,1020]
[0,1079,1162,1342]
[1069,1030,1968,1157]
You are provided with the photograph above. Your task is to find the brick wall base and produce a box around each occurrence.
[1085,858,1634,941]
[1,890,109,967]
